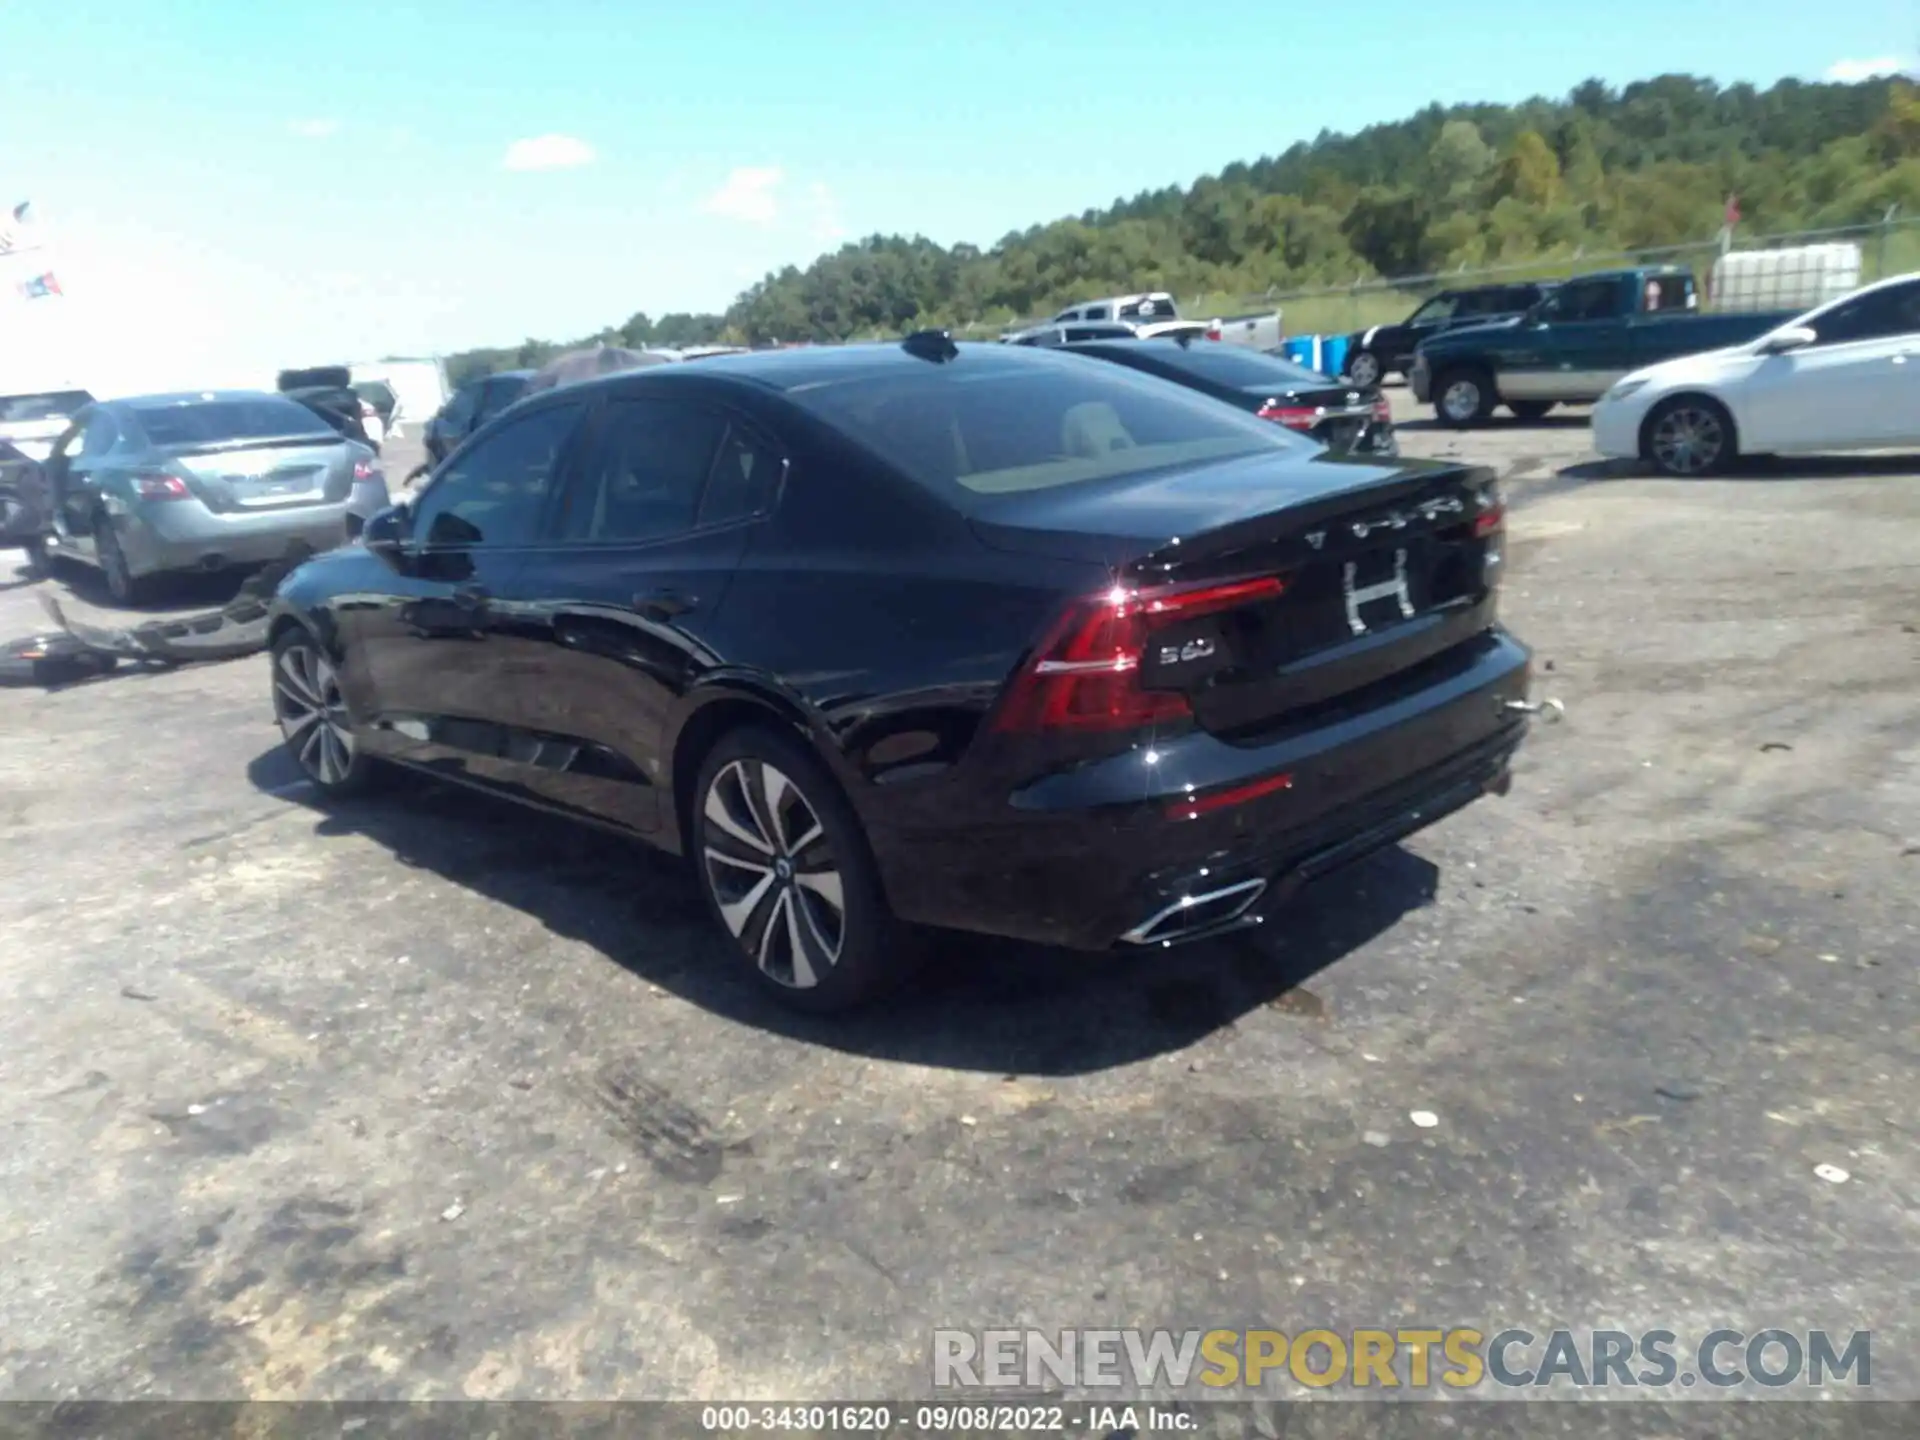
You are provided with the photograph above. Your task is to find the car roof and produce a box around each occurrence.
[110,389,288,409]
[565,340,1069,396]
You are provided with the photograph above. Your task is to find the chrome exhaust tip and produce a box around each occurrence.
[1121,877,1268,947]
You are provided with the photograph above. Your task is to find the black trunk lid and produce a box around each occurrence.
[970,451,1503,738]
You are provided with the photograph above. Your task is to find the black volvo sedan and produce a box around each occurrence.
[267,334,1534,1012]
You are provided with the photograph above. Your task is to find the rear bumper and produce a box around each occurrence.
[116,501,356,577]
[872,629,1532,950]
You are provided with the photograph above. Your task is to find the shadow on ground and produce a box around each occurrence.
[1397,413,1592,435]
[1517,450,1920,507]
[245,745,1440,1075]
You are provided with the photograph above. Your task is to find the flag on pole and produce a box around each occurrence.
[18,271,61,300]
[0,201,40,257]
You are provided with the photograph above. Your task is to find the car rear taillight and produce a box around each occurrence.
[1256,401,1319,432]
[132,473,191,500]
[991,576,1287,734]
[1475,500,1505,581]
[1205,321,1223,342]
[1372,396,1392,426]
[353,460,380,482]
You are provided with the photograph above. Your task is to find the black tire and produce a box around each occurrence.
[1345,349,1382,388]
[1508,400,1555,422]
[691,724,910,1013]
[1640,395,1737,478]
[1433,366,1496,428]
[94,517,149,605]
[269,627,382,795]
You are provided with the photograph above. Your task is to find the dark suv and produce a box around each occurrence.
[1341,282,1556,388]
[423,370,534,467]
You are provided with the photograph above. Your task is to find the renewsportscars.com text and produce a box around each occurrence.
[932,1327,1872,1392]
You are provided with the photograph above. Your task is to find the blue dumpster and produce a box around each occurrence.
[1282,336,1321,371]
[1320,334,1350,379]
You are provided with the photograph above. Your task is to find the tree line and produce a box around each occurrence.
[446,71,1916,381]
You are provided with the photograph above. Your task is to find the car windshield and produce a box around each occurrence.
[789,354,1303,500]
[1140,344,1331,388]
[133,396,339,448]
[0,390,94,423]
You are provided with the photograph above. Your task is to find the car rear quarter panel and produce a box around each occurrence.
[661,426,1102,839]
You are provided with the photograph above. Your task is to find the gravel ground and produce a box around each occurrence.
[1,394,1915,1419]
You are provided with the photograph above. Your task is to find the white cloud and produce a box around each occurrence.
[288,118,341,139]
[806,182,847,245]
[1824,56,1907,82]
[501,134,597,173]
[702,166,784,225]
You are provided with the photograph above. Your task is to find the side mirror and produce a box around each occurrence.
[362,504,411,565]
[1760,326,1817,356]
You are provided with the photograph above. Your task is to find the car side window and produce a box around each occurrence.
[1083,305,1110,321]
[476,378,521,423]
[1410,294,1459,325]
[699,421,784,528]
[413,400,584,548]
[1543,280,1618,323]
[556,399,726,544]
[78,412,119,459]
[1805,281,1920,347]
[441,385,480,428]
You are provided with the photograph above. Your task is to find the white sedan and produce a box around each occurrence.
[1592,271,1920,476]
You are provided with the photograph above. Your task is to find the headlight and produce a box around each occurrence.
[1602,378,1649,404]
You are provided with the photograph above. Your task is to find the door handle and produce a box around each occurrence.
[635,587,697,620]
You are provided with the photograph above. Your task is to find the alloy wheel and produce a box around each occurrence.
[1347,351,1380,388]
[273,642,357,785]
[700,758,846,990]
[1440,379,1482,423]
[1650,405,1726,476]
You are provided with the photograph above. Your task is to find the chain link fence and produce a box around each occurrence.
[1179,211,1918,341]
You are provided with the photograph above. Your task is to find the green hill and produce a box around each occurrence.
[447,71,1917,379]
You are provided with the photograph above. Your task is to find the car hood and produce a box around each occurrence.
[1610,340,1763,395]
[1416,316,1523,354]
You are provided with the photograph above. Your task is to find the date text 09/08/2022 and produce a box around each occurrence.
[698,1404,1188,1432]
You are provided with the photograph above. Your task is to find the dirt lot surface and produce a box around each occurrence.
[1,398,1916,1417]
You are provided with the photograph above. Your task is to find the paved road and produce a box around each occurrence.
[1,398,1915,1411]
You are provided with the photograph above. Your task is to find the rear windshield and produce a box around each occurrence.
[1135,344,1330,388]
[0,391,94,423]
[788,354,1306,500]
[133,397,339,448]
[1119,295,1178,319]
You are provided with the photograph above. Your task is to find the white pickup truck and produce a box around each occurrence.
[1044,292,1283,349]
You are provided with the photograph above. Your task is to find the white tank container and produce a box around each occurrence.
[1709,243,1863,313]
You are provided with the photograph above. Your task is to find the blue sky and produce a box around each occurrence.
[0,0,1911,392]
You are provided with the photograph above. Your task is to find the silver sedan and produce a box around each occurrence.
[38,389,389,603]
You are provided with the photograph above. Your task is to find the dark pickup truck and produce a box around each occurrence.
[1341,280,1556,388]
[1410,266,1801,427]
